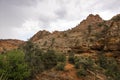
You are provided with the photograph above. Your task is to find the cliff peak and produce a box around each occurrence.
[86,14,103,22]
[30,30,51,42]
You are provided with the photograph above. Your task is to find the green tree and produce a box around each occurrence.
[23,41,44,76]
[0,50,30,80]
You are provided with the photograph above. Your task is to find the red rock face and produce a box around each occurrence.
[0,39,24,53]
[30,14,120,53]
[69,14,103,33]
[30,30,51,42]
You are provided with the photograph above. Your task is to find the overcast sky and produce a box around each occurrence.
[0,0,120,40]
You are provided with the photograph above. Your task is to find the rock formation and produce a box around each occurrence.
[30,14,120,53]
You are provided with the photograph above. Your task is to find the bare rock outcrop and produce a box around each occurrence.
[30,14,120,53]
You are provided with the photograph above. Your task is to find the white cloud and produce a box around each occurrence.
[0,0,120,40]
[49,20,81,32]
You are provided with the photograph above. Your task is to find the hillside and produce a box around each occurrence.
[0,39,24,53]
[0,14,120,80]
[30,14,120,54]
[29,14,120,80]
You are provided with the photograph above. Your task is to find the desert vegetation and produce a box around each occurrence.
[0,50,30,80]
[0,41,67,80]
[0,14,120,80]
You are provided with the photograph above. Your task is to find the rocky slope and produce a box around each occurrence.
[0,39,24,53]
[30,30,51,42]
[30,14,120,54]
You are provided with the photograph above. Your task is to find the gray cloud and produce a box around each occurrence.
[55,9,67,19]
[0,0,120,40]
[0,0,38,6]
[101,0,120,10]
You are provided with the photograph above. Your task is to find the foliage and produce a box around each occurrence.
[56,53,66,62]
[105,58,120,80]
[68,52,75,64]
[74,57,80,69]
[75,62,80,69]
[98,23,103,27]
[23,41,58,76]
[98,54,120,80]
[74,57,94,70]
[77,68,86,77]
[0,50,30,80]
[0,72,8,80]
[97,54,108,69]
[83,57,94,70]
[55,62,65,71]
[74,56,94,78]
[42,50,57,69]
[55,53,66,71]
[23,41,44,75]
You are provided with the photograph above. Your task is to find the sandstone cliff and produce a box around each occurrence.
[30,14,120,54]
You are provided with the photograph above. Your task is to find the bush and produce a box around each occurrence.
[74,57,94,70]
[0,50,30,80]
[104,58,120,80]
[74,56,94,78]
[68,52,75,64]
[75,61,80,69]
[23,41,45,75]
[55,53,66,71]
[0,72,8,80]
[83,57,94,70]
[77,68,86,77]
[56,54,66,62]
[97,54,108,69]
[42,50,57,69]
[98,55,120,80]
[55,62,65,71]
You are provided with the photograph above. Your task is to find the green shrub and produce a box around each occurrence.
[74,57,81,69]
[77,68,86,77]
[55,62,65,71]
[56,54,66,62]
[75,61,80,69]
[24,41,58,74]
[23,41,45,75]
[0,50,30,80]
[74,56,80,62]
[84,57,94,70]
[97,55,120,80]
[0,72,8,80]
[97,54,108,69]
[42,50,57,69]
[104,58,120,80]
[68,56,75,64]
[68,52,75,64]
[75,57,94,70]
